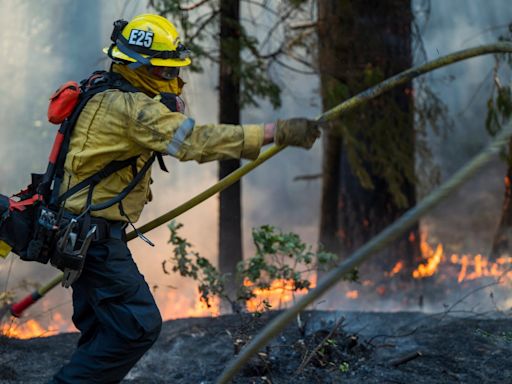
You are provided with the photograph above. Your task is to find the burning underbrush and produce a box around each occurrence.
[1,223,511,341]
[322,230,512,313]
[1,309,511,383]
[1,221,512,383]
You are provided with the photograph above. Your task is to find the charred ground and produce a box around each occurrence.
[0,310,511,383]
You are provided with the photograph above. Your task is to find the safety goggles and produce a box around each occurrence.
[149,66,180,80]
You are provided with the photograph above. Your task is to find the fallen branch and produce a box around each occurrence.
[389,350,423,367]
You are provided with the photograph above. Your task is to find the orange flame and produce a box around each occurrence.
[413,243,443,278]
[388,261,404,277]
[158,288,220,319]
[450,254,512,283]
[412,232,512,282]
[244,278,315,312]
[1,318,54,339]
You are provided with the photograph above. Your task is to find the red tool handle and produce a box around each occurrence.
[10,292,42,318]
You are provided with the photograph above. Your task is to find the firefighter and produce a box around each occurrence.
[49,14,321,383]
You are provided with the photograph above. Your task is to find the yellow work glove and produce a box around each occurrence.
[274,118,322,149]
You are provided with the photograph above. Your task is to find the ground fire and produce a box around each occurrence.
[412,233,512,283]
[3,229,511,340]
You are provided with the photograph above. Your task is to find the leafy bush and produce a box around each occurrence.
[164,221,355,312]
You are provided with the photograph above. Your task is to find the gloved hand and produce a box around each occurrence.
[274,118,322,149]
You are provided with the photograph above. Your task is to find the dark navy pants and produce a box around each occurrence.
[51,238,162,383]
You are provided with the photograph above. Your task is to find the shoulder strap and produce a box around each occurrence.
[49,71,170,214]
[49,72,141,207]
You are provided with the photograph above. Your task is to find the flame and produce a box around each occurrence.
[412,232,512,282]
[3,276,315,338]
[388,261,404,277]
[158,288,220,319]
[244,277,315,312]
[12,226,512,338]
[413,243,443,278]
[450,254,512,283]
[376,286,386,296]
[1,318,54,339]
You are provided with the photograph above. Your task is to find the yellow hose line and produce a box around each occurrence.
[215,43,512,383]
[127,145,285,241]
[217,124,512,383]
[34,42,512,323]
[131,42,512,240]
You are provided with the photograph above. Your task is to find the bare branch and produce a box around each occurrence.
[188,9,220,43]
[243,0,282,19]
[260,5,296,48]
[293,173,322,182]
[289,21,317,30]
[180,0,211,11]
[274,58,317,76]
[260,48,283,60]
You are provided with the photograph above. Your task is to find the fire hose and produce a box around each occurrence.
[216,123,512,384]
[1,42,511,348]
[215,43,512,383]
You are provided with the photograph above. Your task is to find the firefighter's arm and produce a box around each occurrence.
[170,120,265,162]
[167,119,321,161]
[126,93,320,162]
[126,93,264,162]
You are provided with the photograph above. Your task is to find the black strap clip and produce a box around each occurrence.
[111,19,129,43]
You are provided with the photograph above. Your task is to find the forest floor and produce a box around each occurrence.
[0,309,511,383]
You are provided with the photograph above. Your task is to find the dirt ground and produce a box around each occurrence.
[0,309,511,384]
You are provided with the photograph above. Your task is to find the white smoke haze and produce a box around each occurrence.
[0,0,511,335]
[412,0,512,312]
[0,0,321,332]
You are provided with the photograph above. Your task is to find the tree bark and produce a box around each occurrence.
[317,0,420,292]
[218,0,242,310]
[490,141,512,260]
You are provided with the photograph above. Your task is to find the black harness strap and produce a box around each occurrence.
[89,154,156,212]
[156,153,169,173]
[50,70,174,219]
[50,72,141,208]
[57,156,139,204]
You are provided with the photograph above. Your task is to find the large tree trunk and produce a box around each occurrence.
[490,141,512,260]
[317,0,420,296]
[218,0,242,310]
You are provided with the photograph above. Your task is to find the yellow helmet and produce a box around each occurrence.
[103,14,191,68]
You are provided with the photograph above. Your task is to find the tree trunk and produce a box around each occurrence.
[490,141,512,260]
[317,0,420,295]
[218,0,242,310]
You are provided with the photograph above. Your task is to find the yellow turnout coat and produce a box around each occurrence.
[60,88,264,222]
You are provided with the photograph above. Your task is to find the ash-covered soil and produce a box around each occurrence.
[0,310,511,384]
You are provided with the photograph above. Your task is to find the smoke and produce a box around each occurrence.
[415,0,512,258]
[418,0,512,174]
[0,0,321,329]
[1,0,511,334]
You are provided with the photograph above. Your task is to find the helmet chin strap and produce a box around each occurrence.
[114,39,152,69]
